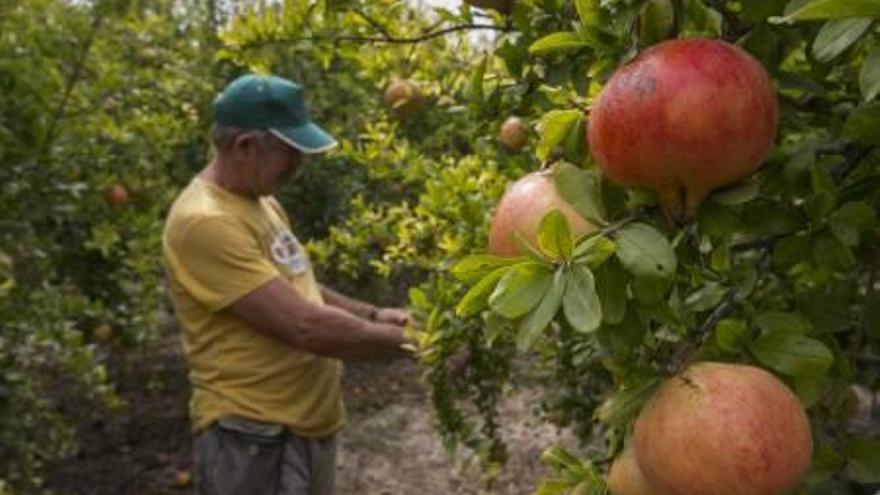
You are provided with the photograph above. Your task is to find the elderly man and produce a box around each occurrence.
[162,74,410,495]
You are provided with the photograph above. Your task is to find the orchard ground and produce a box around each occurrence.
[44,314,576,495]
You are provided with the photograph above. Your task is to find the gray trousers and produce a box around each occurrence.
[193,416,337,495]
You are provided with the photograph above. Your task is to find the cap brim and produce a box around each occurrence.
[269,122,338,154]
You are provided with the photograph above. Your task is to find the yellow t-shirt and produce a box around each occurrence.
[162,177,344,438]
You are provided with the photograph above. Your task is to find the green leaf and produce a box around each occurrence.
[517,267,566,351]
[515,230,552,263]
[771,0,880,23]
[755,311,813,335]
[538,111,582,162]
[573,235,616,268]
[843,102,880,145]
[860,45,880,101]
[614,223,677,279]
[811,18,873,63]
[712,181,760,206]
[742,199,803,235]
[698,201,743,238]
[772,234,811,269]
[489,262,553,319]
[632,276,673,305]
[553,162,606,223]
[563,116,585,164]
[468,55,487,104]
[680,0,724,36]
[812,233,856,272]
[749,333,834,376]
[846,439,880,483]
[563,264,603,333]
[451,254,522,283]
[597,378,661,426]
[794,375,825,408]
[456,266,510,317]
[533,480,569,495]
[537,210,574,261]
[830,201,876,246]
[595,261,627,324]
[639,0,674,46]
[715,318,750,354]
[529,32,589,56]
[574,0,601,27]
[684,282,727,312]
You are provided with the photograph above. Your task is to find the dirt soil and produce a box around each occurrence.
[44,316,575,495]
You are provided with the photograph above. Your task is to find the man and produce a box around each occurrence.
[162,74,411,495]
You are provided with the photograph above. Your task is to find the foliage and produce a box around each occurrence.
[4,0,880,493]
[0,0,218,488]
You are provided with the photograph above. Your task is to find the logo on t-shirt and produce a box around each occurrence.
[270,230,309,275]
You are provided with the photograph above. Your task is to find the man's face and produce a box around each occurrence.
[234,132,308,196]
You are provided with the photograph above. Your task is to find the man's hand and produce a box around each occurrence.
[374,307,409,326]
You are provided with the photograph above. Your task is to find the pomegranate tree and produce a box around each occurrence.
[587,38,778,222]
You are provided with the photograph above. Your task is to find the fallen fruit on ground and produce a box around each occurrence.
[587,38,777,222]
[632,362,812,495]
[488,171,594,256]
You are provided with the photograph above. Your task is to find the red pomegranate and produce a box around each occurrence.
[587,38,778,222]
[488,171,594,257]
[632,362,812,495]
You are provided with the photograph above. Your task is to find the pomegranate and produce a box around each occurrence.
[587,38,777,222]
[488,171,595,257]
[499,116,529,151]
[103,183,129,206]
[607,446,655,495]
[383,79,424,120]
[633,362,812,495]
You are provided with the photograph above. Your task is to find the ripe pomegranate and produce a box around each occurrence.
[587,38,778,222]
[488,171,595,257]
[464,0,514,14]
[607,446,654,495]
[633,362,812,495]
[383,79,424,120]
[103,183,129,206]
[499,116,529,151]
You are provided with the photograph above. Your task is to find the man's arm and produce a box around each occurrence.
[228,277,409,361]
[320,285,409,326]
[319,285,376,320]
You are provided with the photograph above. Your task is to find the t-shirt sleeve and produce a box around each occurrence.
[170,216,279,311]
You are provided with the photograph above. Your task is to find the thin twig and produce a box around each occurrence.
[353,8,393,38]
[602,207,652,236]
[42,10,104,159]
[226,24,513,51]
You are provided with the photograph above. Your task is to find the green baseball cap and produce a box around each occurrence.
[213,74,338,154]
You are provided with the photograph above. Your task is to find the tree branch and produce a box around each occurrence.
[42,9,104,159]
[833,145,875,184]
[602,207,653,236]
[227,24,513,51]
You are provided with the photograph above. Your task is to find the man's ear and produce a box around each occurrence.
[232,132,259,156]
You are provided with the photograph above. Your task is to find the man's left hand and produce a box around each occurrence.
[374,307,409,326]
